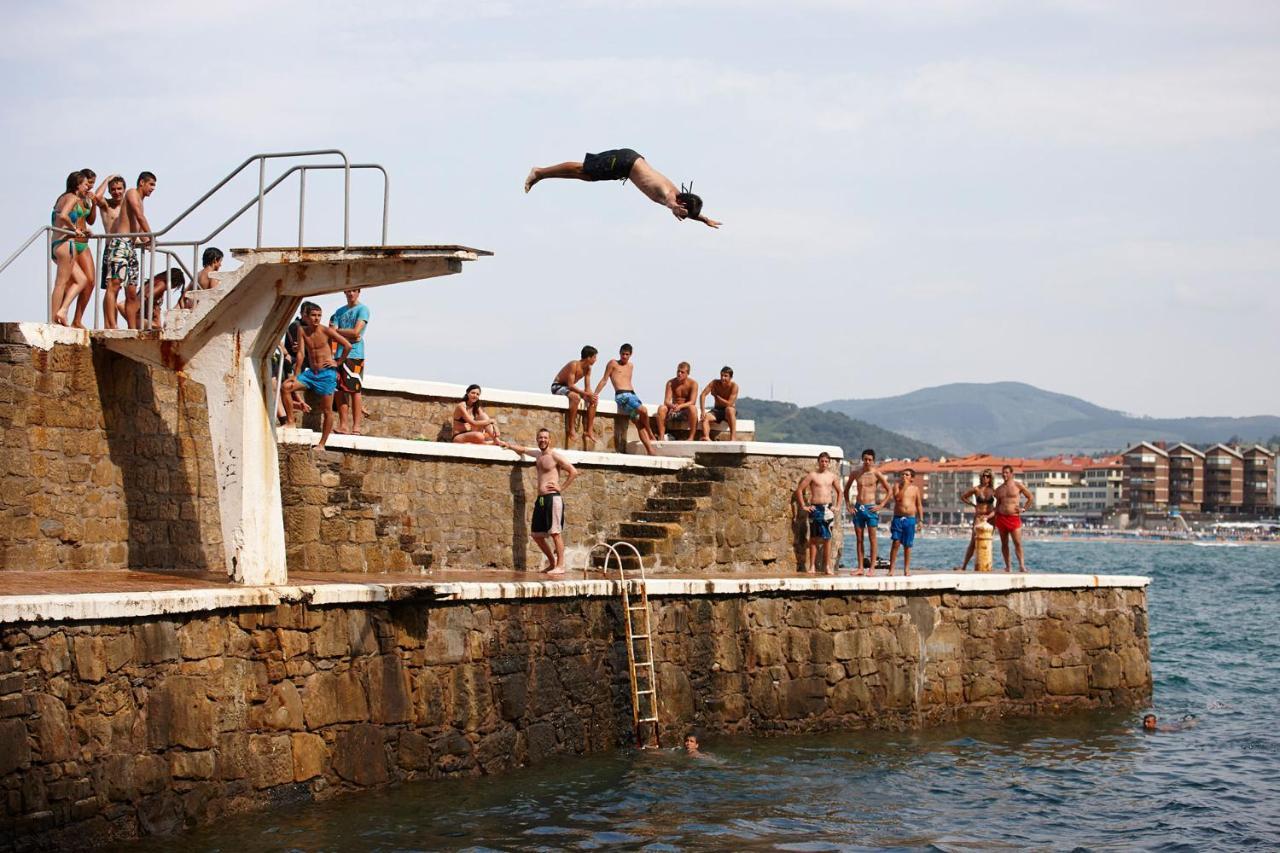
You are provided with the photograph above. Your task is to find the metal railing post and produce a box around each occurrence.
[380,172,389,245]
[92,236,100,330]
[298,169,306,247]
[45,231,52,324]
[256,159,266,248]
[343,161,350,249]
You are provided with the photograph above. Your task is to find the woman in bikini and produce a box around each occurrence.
[956,469,997,571]
[451,384,501,444]
[50,171,92,326]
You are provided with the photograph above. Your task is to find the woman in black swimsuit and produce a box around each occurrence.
[956,469,997,571]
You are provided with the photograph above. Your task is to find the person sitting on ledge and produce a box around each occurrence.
[551,345,600,450]
[500,427,578,575]
[452,384,501,444]
[282,301,353,450]
[699,366,739,441]
[656,361,699,441]
[525,148,721,228]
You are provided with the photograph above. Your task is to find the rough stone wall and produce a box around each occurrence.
[0,586,1149,849]
[279,446,670,572]
[669,454,840,572]
[0,333,222,573]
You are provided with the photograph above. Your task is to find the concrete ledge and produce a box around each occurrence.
[0,572,1150,625]
[0,322,90,349]
[634,440,844,459]
[362,374,756,434]
[277,427,694,470]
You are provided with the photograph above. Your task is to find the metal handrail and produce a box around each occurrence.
[0,149,391,329]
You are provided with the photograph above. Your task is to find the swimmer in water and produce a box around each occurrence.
[1142,713,1198,732]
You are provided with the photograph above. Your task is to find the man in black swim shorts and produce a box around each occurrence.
[524,148,721,228]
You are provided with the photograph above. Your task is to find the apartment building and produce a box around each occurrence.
[1204,444,1244,512]
[1167,443,1205,513]
[1074,458,1125,512]
[1243,446,1277,514]
[1123,442,1169,515]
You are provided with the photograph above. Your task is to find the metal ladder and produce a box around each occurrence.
[597,542,660,749]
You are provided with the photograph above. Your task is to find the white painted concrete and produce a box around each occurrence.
[4,322,90,350]
[0,573,1149,625]
[632,440,844,459]
[95,246,490,586]
[278,427,694,470]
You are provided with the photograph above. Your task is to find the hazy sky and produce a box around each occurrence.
[2,1,1276,417]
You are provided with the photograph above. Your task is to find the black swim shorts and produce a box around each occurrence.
[582,148,642,182]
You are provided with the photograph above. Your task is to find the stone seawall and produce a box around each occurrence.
[0,581,1149,850]
[279,444,840,574]
[0,329,223,573]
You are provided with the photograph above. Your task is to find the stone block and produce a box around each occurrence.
[146,676,216,749]
[1091,651,1123,689]
[30,693,73,762]
[398,730,432,771]
[362,655,412,724]
[71,636,106,683]
[264,681,305,731]
[248,733,294,789]
[291,732,327,781]
[301,670,369,729]
[748,633,785,667]
[135,620,181,664]
[278,630,310,660]
[177,620,226,660]
[333,724,389,786]
[104,634,134,671]
[311,612,349,658]
[0,718,30,775]
[779,676,827,719]
[830,676,872,714]
[1045,666,1089,696]
[170,750,215,780]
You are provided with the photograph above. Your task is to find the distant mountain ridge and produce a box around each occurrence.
[737,398,947,459]
[818,382,1280,457]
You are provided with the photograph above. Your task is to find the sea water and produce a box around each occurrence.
[123,540,1280,850]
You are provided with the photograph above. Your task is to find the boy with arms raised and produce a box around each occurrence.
[594,343,657,456]
[500,428,579,575]
[283,301,353,449]
[795,452,842,574]
[550,346,600,449]
[699,366,739,441]
[886,469,924,576]
[843,449,891,576]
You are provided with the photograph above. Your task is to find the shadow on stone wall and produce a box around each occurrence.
[93,347,222,572]
[509,467,528,571]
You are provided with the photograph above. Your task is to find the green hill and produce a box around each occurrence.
[819,382,1280,456]
[738,397,946,459]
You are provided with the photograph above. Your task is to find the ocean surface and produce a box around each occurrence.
[125,540,1280,851]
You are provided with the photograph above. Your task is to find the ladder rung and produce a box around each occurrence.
[636,688,654,695]
[628,606,647,611]
[638,717,658,723]
[630,634,650,639]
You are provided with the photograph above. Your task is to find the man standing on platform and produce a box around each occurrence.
[993,464,1034,572]
[886,469,924,576]
[330,288,370,435]
[501,428,579,575]
[795,452,842,574]
[844,449,891,575]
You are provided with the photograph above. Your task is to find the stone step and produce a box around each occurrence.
[605,538,667,557]
[676,467,726,483]
[618,522,681,540]
[645,497,698,512]
[658,481,712,498]
[631,510,686,524]
[590,552,644,571]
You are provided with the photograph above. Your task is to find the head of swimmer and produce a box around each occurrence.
[1142,714,1158,731]
[675,192,703,221]
[684,733,700,753]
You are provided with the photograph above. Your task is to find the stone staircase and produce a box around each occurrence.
[592,466,728,571]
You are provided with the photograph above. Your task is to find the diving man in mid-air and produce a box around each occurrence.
[525,148,721,228]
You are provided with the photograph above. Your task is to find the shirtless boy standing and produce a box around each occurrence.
[993,465,1035,572]
[525,148,722,228]
[886,470,924,576]
[594,343,657,456]
[656,362,699,441]
[282,301,353,449]
[551,346,599,449]
[843,449,891,575]
[699,366,739,441]
[501,428,579,575]
[795,452,842,574]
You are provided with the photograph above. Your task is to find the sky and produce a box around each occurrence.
[1,0,1277,417]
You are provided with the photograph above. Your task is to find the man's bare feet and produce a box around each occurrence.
[524,168,540,193]
[1019,566,1029,573]
[53,310,68,326]
[542,566,565,576]
[583,434,597,449]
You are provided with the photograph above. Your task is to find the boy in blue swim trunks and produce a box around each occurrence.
[886,469,924,576]
[594,343,657,455]
[843,448,892,576]
[795,452,843,574]
[282,301,353,449]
